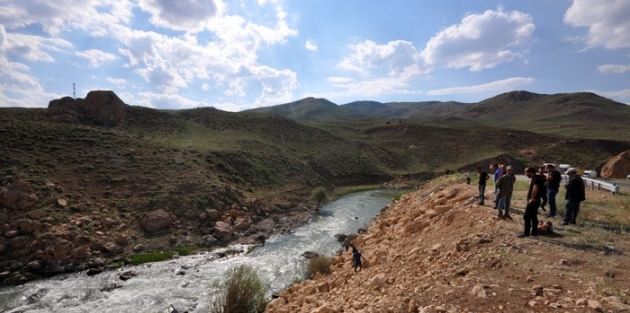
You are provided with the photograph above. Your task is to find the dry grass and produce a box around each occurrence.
[306,255,332,279]
[210,265,267,313]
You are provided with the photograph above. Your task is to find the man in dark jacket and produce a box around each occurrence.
[562,168,586,225]
[546,164,562,217]
[519,167,546,238]
[477,166,489,205]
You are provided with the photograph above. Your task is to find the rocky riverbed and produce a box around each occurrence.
[0,177,316,286]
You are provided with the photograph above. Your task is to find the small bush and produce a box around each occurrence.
[211,264,267,313]
[306,255,332,279]
[311,187,328,207]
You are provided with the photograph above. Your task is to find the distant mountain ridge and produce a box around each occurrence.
[244,90,630,125]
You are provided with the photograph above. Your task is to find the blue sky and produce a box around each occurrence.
[1,0,630,111]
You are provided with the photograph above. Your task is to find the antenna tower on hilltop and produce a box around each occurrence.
[73,83,76,99]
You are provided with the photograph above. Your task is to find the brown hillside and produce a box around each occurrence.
[266,180,630,313]
[601,150,630,179]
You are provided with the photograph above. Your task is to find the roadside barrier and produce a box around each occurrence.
[562,175,619,194]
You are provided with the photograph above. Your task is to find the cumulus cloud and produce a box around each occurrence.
[326,77,355,84]
[421,8,535,71]
[137,91,206,109]
[305,40,318,51]
[1,0,300,108]
[564,0,630,49]
[0,0,134,36]
[76,49,117,67]
[600,88,630,100]
[319,76,421,100]
[138,0,218,32]
[426,77,535,96]
[597,64,630,74]
[107,77,127,88]
[0,25,72,62]
[338,40,429,78]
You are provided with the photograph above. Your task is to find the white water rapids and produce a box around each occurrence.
[0,190,399,313]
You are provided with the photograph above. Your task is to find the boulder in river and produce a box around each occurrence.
[334,233,347,242]
[119,271,137,281]
[86,268,103,276]
[342,233,358,250]
[302,251,319,259]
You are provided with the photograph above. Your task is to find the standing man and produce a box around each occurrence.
[466,171,471,185]
[492,164,503,209]
[496,165,516,220]
[477,166,489,205]
[562,168,586,225]
[519,167,545,238]
[545,164,562,218]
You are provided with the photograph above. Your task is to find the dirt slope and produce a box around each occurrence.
[266,181,630,313]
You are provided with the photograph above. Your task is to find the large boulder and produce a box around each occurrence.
[140,209,173,233]
[214,221,234,241]
[234,216,252,230]
[0,180,37,211]
[48,90,127,125]
[601,150,630,179]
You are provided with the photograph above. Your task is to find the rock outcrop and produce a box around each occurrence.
[601,150,630,179]
[48,90,127,125]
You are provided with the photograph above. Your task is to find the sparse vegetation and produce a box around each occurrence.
[128,251,174,265]
[305,255,332,279]
[210,265,267,313]
[311,187,328,208]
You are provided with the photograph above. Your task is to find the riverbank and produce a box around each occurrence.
[0,190,398,313]
[266,177,630,312]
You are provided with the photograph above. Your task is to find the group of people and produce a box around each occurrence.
[476,163,586,238]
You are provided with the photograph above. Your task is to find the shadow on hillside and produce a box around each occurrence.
[582,220,630,235]
[537,237,623,256]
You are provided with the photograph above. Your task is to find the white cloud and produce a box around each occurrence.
[600,88,630,100]
[251,66,299,106]
[0,0,135,36]
[326,77,355,84]
[564,0,630,49]
[0,25,69,107]
[305,40,318,51]
[597,64,630,74]
[422,8,535,71]
[76,49,117,67]
[137,91,206,109]
[318,76,421,100]
[427,77,535,96]
[107,77,127,88]
[338,40,429,78]
[138,0,218,32]
[0,25,72,62]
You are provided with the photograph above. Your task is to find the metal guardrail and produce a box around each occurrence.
[561,175,620,194]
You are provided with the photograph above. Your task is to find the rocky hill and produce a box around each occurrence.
[266,180,630,313]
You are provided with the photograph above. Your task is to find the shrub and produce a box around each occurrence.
[306,255,332,279]
[311,187,328,207]
[211,265,267,313]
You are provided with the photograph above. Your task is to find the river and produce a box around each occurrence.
[0,189,399,313]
